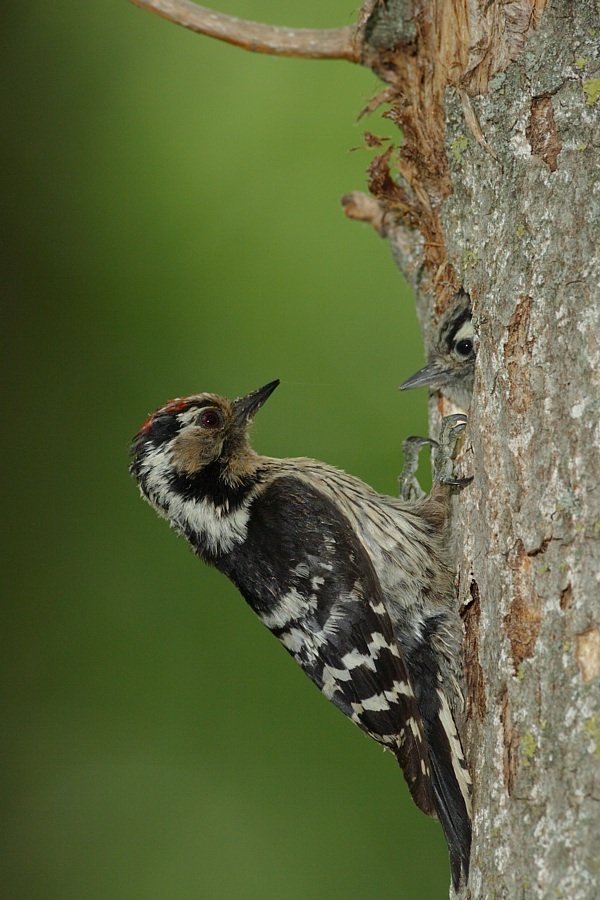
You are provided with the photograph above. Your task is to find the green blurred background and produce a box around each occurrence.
[3,1,448,897]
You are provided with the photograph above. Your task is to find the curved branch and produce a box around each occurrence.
[128,0,361,62]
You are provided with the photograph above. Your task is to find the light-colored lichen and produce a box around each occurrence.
[522,730,537,767]
[451,134,469,163]
[582,715,600,758]
[582,78,600,105]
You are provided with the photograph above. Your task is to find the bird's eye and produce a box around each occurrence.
[198,409,222,429]
[454,338,474,358]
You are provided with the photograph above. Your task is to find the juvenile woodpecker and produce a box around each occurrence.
[400,289,475,409]
[130,381,472,888]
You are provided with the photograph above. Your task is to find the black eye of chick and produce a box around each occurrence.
[198,410,222,429]
[454,338,473,358]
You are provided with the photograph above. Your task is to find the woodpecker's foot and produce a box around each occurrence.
[434,414,473,487]
[399,436,438,501]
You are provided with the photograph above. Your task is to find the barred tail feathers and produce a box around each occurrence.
[427,689,472,890]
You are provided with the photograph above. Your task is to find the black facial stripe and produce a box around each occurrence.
[449,310,472,339]
[145,414,181,444]
[167,463,259,510]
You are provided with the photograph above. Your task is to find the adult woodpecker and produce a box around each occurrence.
[130,381,472,888]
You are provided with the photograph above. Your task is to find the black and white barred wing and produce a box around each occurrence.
[216,475,436,817]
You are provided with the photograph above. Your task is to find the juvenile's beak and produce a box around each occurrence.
[399,362,451,392]
[233,380,280,424]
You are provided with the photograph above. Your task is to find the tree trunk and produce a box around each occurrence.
[355,1,600,896]
[451,7,599,899]
[131,0,600,894]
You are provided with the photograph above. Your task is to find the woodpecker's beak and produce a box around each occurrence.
[399,363,452,392]
[233,380,280,424]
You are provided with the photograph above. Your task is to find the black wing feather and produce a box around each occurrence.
[216,475,435,816]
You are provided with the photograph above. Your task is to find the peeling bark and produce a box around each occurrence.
[352,0,551,318]
[504,540,542,671]
[575,628,600,684]
[526,95,562,171]
[461,580,486,724]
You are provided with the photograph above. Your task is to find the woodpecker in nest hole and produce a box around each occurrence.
[400,289,475,410]
[130,380,472,889]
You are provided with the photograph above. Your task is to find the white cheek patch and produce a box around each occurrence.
[138,441,251,554]
[453,320,474,344]
[140,444,176,502]
[168,495,251,554]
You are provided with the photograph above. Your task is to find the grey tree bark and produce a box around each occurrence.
[131,0,600,895]
[353,2,600,897]
[448,6,600,899]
